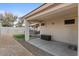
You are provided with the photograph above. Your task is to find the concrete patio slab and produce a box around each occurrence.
[27,38,77,56]
[17,40,53,56]
[0,34,33,56]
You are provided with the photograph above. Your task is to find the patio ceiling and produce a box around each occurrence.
[24,3,77,22]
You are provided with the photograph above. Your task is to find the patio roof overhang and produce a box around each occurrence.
[22,3,77,22]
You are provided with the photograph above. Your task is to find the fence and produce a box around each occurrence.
[0,27,25,35]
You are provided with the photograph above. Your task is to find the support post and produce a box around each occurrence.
[25,20,30,41]
[78,4,79,56]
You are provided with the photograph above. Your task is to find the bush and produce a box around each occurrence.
[14,34,25,41]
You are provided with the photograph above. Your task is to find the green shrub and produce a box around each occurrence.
[14,34,25,41]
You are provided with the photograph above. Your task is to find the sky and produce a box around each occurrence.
[0,3,42,17]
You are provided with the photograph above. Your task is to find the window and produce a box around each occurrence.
[64,19,75,24]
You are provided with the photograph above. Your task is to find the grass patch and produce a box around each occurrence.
[14,34,25,41]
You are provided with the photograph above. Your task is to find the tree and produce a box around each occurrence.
[0,14,3,22]
[0,14,4,27]
[15,17,24,27]
[1,12,17,27]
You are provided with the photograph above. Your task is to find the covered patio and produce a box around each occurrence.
[23,3,78,56]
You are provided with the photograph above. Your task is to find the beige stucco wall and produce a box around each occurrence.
[40,13,78,45]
